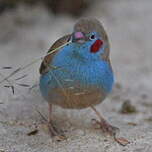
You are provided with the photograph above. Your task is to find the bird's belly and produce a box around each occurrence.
[47,86,106,109]
[40,60,113,109]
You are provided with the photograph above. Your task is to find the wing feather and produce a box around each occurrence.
[39,34,71,74]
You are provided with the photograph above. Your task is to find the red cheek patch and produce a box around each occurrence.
[90,39,103,53]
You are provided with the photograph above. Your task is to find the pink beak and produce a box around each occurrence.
[74,32,85,39]
[73,32,85,43]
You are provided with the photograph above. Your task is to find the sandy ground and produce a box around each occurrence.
[0,0,152,151]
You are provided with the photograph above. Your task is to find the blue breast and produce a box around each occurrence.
[39,43,114,99]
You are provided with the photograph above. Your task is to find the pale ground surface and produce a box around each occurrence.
[0,0,152,151]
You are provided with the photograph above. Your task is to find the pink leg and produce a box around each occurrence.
[47,103,58,136]
[91,106,130,146]
[47,103,66,140]
[91,106,119,136]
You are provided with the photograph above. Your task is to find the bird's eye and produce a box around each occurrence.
[90,34,95,40]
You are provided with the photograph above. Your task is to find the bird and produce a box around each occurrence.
[39,18,129,145]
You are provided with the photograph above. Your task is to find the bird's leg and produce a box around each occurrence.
[90,106,119,136]
[90,106,130,146]
[47,103,66,141]
[47,103,58,136]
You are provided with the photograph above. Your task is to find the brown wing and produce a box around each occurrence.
[39,34,71,74]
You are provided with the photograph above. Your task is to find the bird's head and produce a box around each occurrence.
[71,18,110,62]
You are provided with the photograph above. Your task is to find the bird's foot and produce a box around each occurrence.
[92,119,130,146]
[92,118,119,136]
[47,121,67,142]
[114,137,130,146]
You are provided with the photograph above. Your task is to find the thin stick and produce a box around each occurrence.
[15,74,28,81]
[49,70,68,99]
[0,41,71,84]
[35,108,47,123]
[0,72,28,98]
[0,72,15,94]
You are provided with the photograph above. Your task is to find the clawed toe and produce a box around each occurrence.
[114,137,130,146]
[91,118,119,136]
[91,118,129,146]
[102,123,119,136]
[53,135,67,142]
[47,121,66,141]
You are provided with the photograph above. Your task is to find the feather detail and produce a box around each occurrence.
[39,34,71,74]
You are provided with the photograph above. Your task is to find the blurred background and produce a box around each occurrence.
[0,0,152,151]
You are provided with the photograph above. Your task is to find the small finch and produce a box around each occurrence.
[39,18,129,146]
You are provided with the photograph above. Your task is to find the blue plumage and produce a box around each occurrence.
[40,42,114,103]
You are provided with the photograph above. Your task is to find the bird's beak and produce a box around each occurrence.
[72,32,86,43]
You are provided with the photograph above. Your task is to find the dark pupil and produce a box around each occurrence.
[90,35,95,39]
